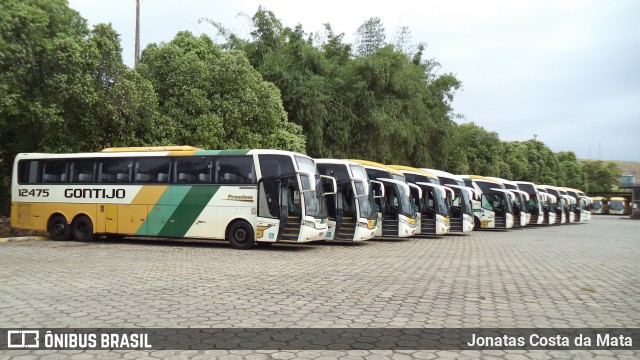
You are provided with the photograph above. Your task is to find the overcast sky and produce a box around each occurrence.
[68,0,640,162]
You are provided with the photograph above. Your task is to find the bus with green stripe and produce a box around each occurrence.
[11,146,332,249]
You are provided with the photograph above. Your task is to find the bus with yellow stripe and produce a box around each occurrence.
[350,160,417,237]
[388,165,455,235]
[316,159,379,241]
[11,147,332,249]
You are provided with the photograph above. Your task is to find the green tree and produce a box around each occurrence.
[556,151,586,189]
[452,123,503,176]
[137,31,305,152]
[581,160,621,192]
[354,17,386,56]
[500,141,531,181]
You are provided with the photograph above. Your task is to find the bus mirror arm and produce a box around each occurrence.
[319,175,337,195]
[369,180,385,199]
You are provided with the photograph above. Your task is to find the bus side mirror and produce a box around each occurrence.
[369,180,385,199]
[320,175,337,195]
[298,171,316,192]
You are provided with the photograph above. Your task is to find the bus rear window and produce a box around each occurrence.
[18,160,42,184]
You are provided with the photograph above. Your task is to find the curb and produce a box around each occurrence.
[0,236,49,243]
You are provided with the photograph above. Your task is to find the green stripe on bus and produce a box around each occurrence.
[195,149,250,156]
[157,185,220,237]
[138,186,193,236]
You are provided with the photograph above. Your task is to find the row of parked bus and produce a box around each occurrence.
[589,196,630,215]
[10,147,592,249]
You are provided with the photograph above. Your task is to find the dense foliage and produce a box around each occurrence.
[0,1,622,215]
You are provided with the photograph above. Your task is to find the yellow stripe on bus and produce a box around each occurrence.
[131,185,169,206]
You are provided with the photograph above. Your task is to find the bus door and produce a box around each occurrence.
[479,192,496,228]
[490,189,514,228]
[377,178,415,237]
[516,190,531,226]
[369,180,385,237]
[443,184,474,232]
[415,182,445,235]
[322,179,339,240]
[407,183,422,234]
[256,175,302,242]
[327,180,354,240]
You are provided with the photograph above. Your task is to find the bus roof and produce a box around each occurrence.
[469,175,503,185]
[609,197,626,201]
[101,146,203,152]
[350,159,404,176]
[388,165,438,179]
[590,196,607,201]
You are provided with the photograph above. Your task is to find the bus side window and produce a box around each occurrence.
[481,194,493,210]
[42,160,68,183]
[135,158,171,184]
[18,160,42,184]
[70,159,96,183]
[99,158,132,183]
[216,156,256,184]
[174,157,211,184]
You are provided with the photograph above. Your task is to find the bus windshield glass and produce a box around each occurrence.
[354,181,375,219]
[458,189,473,216]
[349,164,369,182]
[396,183,415,217]
[300,174,326,218]
[295,156,326,218]
[609,200,624,210]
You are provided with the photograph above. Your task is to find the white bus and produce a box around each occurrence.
[11,146,333,249]
[388,165,455,235]
[538,190,557,225]
[350,160,417,237]
[316,159,379,241]
[608,197,628,215]
[465,175,514,229]
[514,181,546,225]
[589,196,607,215]
[486,177,530,227]
[538,185,567,225]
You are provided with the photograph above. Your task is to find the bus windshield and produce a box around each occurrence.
[354,180,375,219]
[295,156,326,218]
[396,183,415,217]
[349,164,369,182]
[300,174,327,218]
[609,200,624,210]
[591,200,603,210]
[458,189,473,216]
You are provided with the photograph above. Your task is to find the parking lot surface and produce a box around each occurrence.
[1,216,638,359]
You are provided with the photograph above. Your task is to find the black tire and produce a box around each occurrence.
[227,221,255,250]
[48,215,71,241]
[474,216,481,231]
[71,215,94,242]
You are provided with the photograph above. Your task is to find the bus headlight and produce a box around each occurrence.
[357,221,368,228]
[302,220,317,229]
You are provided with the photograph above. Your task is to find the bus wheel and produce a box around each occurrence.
[48,215,71,241]
[227,221,255,250]
[71,215,94,242]
[474,217,480,231]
